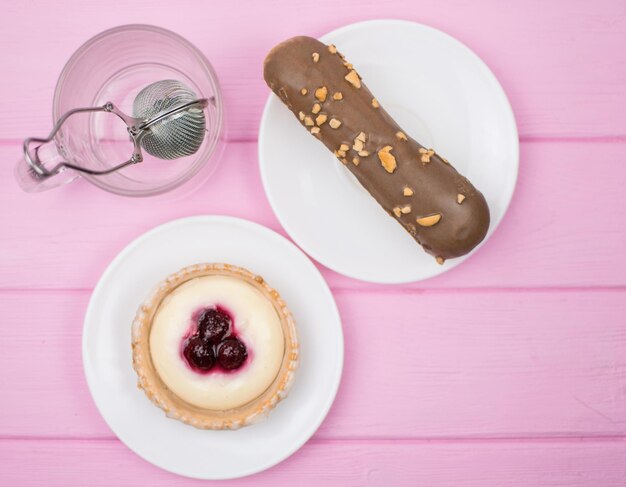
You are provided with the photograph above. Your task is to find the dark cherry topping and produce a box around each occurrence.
[183,336,216,371]
[198,308,231,344]
[218,338,248,370]
[181,306,250,374]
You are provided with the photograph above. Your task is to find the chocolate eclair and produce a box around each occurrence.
[263,36,490,263]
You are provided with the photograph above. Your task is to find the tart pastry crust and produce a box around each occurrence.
[132,263,299,430]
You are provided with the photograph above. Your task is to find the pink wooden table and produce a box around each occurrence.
[1,1,626,485]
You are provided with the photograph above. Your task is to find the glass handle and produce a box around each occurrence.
[16,104,142,193]
[16,137,80,193]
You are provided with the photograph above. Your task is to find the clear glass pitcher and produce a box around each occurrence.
[16,25,224,196]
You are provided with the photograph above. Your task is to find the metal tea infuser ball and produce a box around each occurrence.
[23,80,208,181]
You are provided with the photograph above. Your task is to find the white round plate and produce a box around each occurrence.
[83,216,343,479]
[259,20,519,283]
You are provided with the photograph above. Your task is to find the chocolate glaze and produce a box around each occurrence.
[263,36,490,262]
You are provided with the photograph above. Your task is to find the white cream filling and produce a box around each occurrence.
[149,275,285,410]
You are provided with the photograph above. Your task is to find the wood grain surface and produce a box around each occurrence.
[1,0,626,141]
[1,290,625,439]
[1,0,625,485]
[1,439,625,486]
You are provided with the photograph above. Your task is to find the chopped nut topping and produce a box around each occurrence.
[418,147,435,164]
[371,98,380,108]
[335,150,346,158]
[416,214,442,227]
[352,156,360,166]
[396,131,408,141]
[353,139,364,152]
[300,88,308,95]
[457,194,466,204]
[436,256,445,265]
[341,158,348,164]
[393,207,402,217]
[358,150,370,157]
[312,103,321,114]
[442,158,449,164]
[343,62,353,70]
[304,116,314,127]
[329,118,342,129]
[332,92,343,100]
[403,187,414,196]
[315,114,328,125]
[345,70,361,88]
[378,146,397,173]
[328,44,337,54]
[401,205,411,214]
[312,52,320,63]
[310,127,320,135]
[356,132,367,142]
[315,86,328,102]
[339,143,350,151]
[298,111,305,121]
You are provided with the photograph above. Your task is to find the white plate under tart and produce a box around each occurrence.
[83,216,343,479]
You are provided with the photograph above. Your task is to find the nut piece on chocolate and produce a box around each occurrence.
[263,36,490,261]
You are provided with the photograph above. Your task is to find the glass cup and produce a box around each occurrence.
[16,25,224,196]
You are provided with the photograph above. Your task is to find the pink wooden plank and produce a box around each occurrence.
[1,439,625,486]
[1,0,625,141]
[1,290,624,439]
[1,141,626,289]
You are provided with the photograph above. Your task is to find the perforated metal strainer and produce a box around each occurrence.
[22,79,208,181]
[133,80,207,160]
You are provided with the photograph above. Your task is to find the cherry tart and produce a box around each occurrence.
[132,263,299,430]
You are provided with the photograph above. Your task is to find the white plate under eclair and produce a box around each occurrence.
[259,19,519,283]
